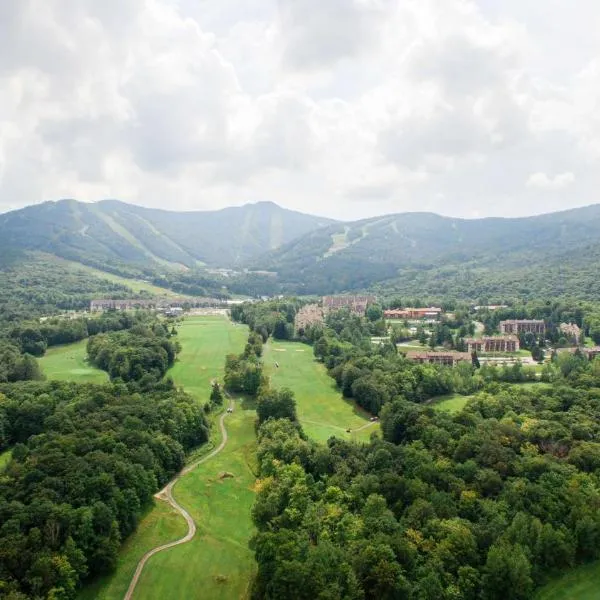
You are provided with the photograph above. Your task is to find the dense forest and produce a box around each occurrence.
[250,331,600,599]
[0,380,208,599]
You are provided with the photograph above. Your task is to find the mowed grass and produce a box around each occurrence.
[78,502,187,600]
[40,340,108,384]
[132,401,258,600]
[429,393,473,414]
[264,340,378,442]
[534,561,600,600]
[168,316,248,403]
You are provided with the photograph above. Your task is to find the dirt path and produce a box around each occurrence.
[123,401,233,600]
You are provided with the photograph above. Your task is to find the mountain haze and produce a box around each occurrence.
[0,199,334,272]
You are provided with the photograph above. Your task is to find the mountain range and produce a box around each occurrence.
[2,199,600,299]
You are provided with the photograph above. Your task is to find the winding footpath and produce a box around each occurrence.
[123,401,233,600]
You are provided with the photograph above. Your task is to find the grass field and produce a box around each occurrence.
[429,393,473,414]
[167,316,248,403]
[132,400,258,600]
[40,340,109,384]
[535,561,600,600]
[264,340,378,442]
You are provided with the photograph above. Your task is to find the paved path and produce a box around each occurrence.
[123,401,233,600]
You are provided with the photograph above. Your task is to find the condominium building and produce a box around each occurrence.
[499,319,545,335]
[384,307,443,320]
[405,351,471,366]
[322,295,376,315]
[465,336,520,353]
[560,323,582,345]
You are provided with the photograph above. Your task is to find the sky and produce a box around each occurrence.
[1,0,599,220]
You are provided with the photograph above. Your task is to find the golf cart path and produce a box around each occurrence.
[123,401,233,600]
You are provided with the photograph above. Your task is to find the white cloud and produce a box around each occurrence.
[0,0,599,220]
[527,172,575,190]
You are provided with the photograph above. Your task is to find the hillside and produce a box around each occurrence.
[260,204,600,298]
[0,199,334,272]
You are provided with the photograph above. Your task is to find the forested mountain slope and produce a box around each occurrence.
[260,204,600,296]
[0,199,334,271]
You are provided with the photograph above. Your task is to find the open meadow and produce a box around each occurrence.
[39,340,109,384]
[264,340,378,442]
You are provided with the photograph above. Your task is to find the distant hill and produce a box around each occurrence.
[0,199,334,272]
[259,204,600,298]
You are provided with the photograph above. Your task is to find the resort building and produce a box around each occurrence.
[465,336,520,354]
[405,351,471,366]
[90,299,157,312]
[322,295,376,316]
[384,307,443,320]
[499,319,545,335]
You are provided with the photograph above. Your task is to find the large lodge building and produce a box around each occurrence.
[465,335,520,354]
[384,307,443,320]
[499,319,545,335]
[322,295,376,316]
[405,351,471,366]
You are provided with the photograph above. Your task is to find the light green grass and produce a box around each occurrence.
[40,340,109,384]
[132,402,258,600]
[167,316,249,403]
[534,561,600,600]
[264,340,378,442]
[0,448,12,472]
[429,393,473,414]
[78,501,187,600]
[53,256,184,297]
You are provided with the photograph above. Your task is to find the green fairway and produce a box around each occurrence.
[40,340,108,384]
[78,501,187,600]
[132,401,258,600]
[264,340,378,442]
[167,316,248,403]
[429,393,473,414]
[534,561,600,600]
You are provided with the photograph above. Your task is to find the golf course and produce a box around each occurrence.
[264,339,378,442]
[535,561,600,599]
[39,339,109,384]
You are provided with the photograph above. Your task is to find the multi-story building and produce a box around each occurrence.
[465,336,520,354]
[322,295,376,316]
[405,351,471,366]
[90,299,157,312]
[384,307,443,320]
[499,319,545,335]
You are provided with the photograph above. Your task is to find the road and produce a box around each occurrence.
[123,401,233,600]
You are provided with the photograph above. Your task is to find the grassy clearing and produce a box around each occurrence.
[40,340,108,384]
[264,340,377,443]
[167,316,248,403]
[78,502,187,600]
[534,561,600,600]
[133,401,258,600]
[429,394,473,414]
[0,448,12,472]
[53,256,183,297]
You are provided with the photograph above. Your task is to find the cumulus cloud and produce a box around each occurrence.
[0,0,598,219]
[527,172,575,190]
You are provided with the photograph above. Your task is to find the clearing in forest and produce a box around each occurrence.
[534,560,600,600]
[39,340,109,384]
[264,340,377,442]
